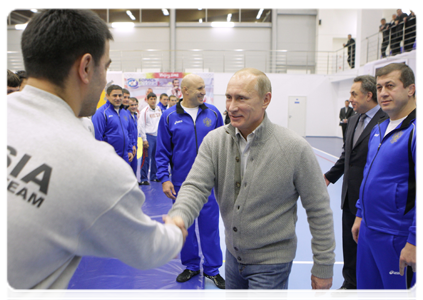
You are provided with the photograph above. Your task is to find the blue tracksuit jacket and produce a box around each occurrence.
[129,112,138,150]
[356,109,416,245]
[92,101,134,161]
[157,102,167,112]
[156,101,223,186]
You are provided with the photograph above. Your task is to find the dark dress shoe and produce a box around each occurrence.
[330,286,357,298]
[176,269,200,282]
[139,181,150,185]
[152,179,160,182]
[204,273,225,289]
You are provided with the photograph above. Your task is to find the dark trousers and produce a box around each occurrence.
[381,39,389,57]
[347,55,355,68]
[341,123,347,143]
[342,197,357,288]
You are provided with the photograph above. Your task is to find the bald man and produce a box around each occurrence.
[156,74,225,288]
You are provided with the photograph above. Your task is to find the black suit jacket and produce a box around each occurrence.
[325,108,387,213]
[339,106,354,125]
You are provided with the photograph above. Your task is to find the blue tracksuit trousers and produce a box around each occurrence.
[141,134,157,181]
[174,185,223,276]
[357,221,416,289]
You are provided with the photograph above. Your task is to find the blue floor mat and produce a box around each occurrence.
[68,180,204,289]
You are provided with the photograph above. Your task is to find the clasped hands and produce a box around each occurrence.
[162,215,188,244]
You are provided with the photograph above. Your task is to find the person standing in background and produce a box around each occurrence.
[339,100,354,143]
[343,34,355,68]
[128,97,139,176]
[325,75,387,290]
[139,92,162,185]
[168,95,178,108]
[157,93,169,111]
[379,18,390,58]
[156,74,225,289]
[92,84,135,165]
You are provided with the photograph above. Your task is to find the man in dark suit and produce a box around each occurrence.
[339,100,354,143]
[343,34,355,68]
[324,75,387,290]
[379,18,390,58]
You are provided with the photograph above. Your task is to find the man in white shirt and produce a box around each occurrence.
[168,78,182,99]
[139,92,162,185]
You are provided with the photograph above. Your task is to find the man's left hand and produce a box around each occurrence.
[132,146,136,156]
[399,242,416,275]
[311,275,332,289]
[128,152,134,162]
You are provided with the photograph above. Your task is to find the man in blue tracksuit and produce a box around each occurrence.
[156,74,225,289]
[352,63,416,289]
[157,93,169,112]
[128,97,139,176]
[92,84,135,164]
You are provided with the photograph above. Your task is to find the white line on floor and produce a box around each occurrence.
[312,147,339,159]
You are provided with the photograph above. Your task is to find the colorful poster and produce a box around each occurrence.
[122,72,214,112]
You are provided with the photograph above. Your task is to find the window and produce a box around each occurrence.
[141,9,170,22]
[240,9,272,22]
[176,9,206,23]
[207,9,239,22]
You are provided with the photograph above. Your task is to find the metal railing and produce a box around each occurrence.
[102,49,356,75]
[363,18,416,64]
[7,48,355,75]
[8,19,415,74]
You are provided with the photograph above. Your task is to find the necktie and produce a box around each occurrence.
[353,114,367,146]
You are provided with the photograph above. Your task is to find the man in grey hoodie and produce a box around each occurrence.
[7,9,186,289]
[168,68,336,289]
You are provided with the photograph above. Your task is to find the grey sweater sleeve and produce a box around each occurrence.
[295,141,336,278]
[168,135,216,229]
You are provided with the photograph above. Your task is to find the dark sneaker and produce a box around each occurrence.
[139,181,150,185]
[152,179,160,182]
[176,269,200,282]
[204,273,225,289]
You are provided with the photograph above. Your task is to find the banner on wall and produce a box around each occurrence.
[122,72,214,112]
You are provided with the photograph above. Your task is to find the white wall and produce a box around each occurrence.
[277,14,316,52]
[316,9,359,52]
[176,27,271,51]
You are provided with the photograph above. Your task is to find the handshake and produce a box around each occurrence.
[163,215,188,243]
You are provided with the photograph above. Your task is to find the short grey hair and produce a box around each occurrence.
[353,75,377,103]
[233,68,271,98]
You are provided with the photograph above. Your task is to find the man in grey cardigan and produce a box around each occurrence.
[169,68,335,289]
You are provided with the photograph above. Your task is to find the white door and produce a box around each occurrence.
[288,96,307,137]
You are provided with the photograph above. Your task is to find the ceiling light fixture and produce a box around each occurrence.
[111,22,135,29]
[211,22,234,28]
[256,9,264,19]
[126,10,136,21]
[30,9,38,13]
[15,24,27,30]
[162,9,169,16]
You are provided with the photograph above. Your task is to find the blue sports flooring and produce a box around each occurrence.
[68,137,345,290]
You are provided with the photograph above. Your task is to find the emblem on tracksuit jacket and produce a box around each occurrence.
[203,117,212,127]
[390,131,403,143]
